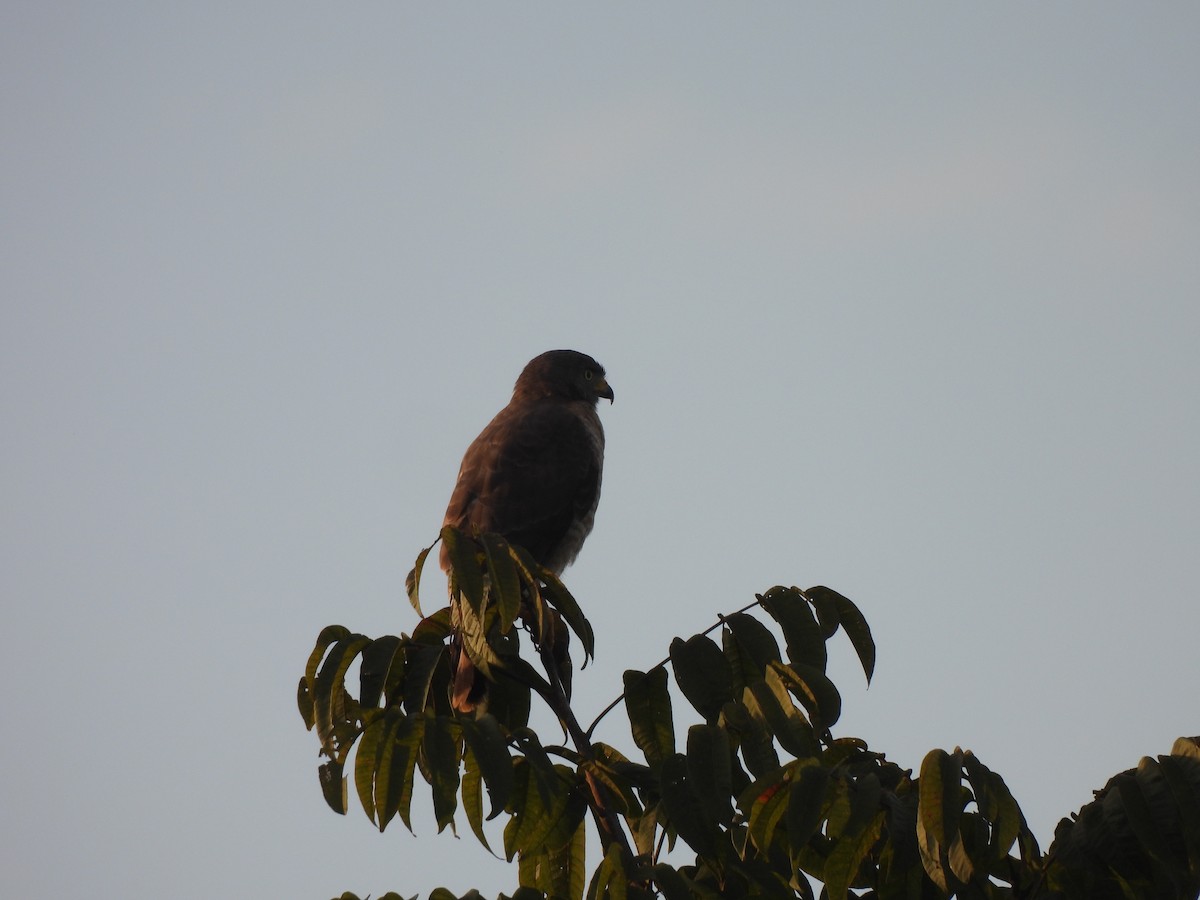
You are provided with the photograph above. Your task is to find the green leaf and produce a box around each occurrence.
[723,612,782,683]
[354,715,385,823]
[319,758,347,815]
[442,524,485,611]
[425,715,462,834]
[806,586,842,639]
[769,660,842,731]
[462,745,493,853]
[650,864,692,900]
[1117,764,1171,867]
[669,634,734,724]
[512,728,559,809]
[580,760,636,816]
[1158,754,1200,874]
[504,759,572,861]
[403,642,446,715]
[805,586,875,684]
[314,634,372,754]
[745,671,819,759]
[458,715,514,820]
[406,541,434,617]
[532,555,596,665]
[481,533,523,634]
[1172,736,1200,761]
[359,635,403,710]
[822,810,887,900]
[962,750,1022,865]
[456,591,501,681]
[743,766,793,854]
[541,772,588,853]
[305,624,351,705]
[758,586,827,672]
[786,764,832,851]
[917,748,963,892]
[588,842,628,900]
[297,676,314,728]
[660,752,718,857]
[720,698,780,777]
[623,667,675,768]
[478,657,532,729]
[412,607,453,644]
[376,714,422,833]
[529,814,587,900]
[686,724,734,827]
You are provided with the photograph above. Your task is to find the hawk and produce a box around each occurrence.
[441,349,614,712]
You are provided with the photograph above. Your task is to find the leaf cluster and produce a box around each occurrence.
[300,532,1200,900]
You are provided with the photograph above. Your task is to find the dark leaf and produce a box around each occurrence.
[962,750,1023,865]
[377,714,422,833]
[459,714,515,820]
[297,676,314,729]
[805,586,875,684]
[319,759,347,815]
[305,624,351,703]
[359,635,403,710]
[770,660,842,732]
[526,814,587,900]
[823,810,887,900]
[742,765,793,854]
[404,642,447,715]
[721,698,780,777]
[588,842,628,900]
[534,558,596,665]
[504,759,572,860]
[457,593,500,681]
[512,728,559,809]
[442,525,485,612]
[478,658,532,729]
[758,586,827,672]
[354,715,384,823]
[744,672,820,760]
[1158,754,1200,874]
[669,634,734,724]
[425,715,462,834]
[1116,764,1172,868]
[687,724,734,827]
[723,612,782,683]
[314,634,372,754]
[650,863,693,900]
[917,748,963,893]
[787,764,832,851]
[407,541,434,617]
[1172,736,1200,761]
[577,764,629,817]
[412,607,453,645]
[624,667,675,768]
[462,745,493,853]
[660,752,718,858]
[481,533,523,634]
[806,586,842,640]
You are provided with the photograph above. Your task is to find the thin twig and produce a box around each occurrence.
[582,596,766,740]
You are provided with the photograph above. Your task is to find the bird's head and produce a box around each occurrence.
[515,349,614,405]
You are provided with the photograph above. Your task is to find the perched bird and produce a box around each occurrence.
[441,349,613,712]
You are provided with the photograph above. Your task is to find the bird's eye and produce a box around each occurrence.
[583,369,593,380]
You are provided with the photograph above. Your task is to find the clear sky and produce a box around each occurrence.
[3,4,1198,897]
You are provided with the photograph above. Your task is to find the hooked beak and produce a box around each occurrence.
[595,377,614,404]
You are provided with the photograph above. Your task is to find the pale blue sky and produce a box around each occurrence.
[3,4,1199,897]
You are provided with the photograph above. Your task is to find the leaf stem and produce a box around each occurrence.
[582,596,766,740]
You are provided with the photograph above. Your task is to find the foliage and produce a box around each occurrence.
[299,527,1200,899]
